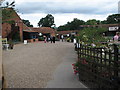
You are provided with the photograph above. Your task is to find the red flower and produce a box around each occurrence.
[82,59,88,64]
[72,64,75,66]
[74,72,77,75]
[73,67,76,69]
[74,70,78,73]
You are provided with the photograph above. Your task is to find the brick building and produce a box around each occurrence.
[23,27,56,42]
[31,27,56,37]
[2,8,24,41]
[2,8,56,43]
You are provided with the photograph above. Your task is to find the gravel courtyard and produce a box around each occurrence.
[3,41,85,88]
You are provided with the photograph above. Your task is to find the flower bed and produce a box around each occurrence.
[72,62,80,75]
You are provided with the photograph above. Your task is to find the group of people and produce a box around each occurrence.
[113,32,120,42]
[44,36,56,43]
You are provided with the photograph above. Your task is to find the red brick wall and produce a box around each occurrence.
[17,22,23,41]
[2,23,11,38]
[2,8,23,41]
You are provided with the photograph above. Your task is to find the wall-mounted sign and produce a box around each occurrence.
[109,26,119,31]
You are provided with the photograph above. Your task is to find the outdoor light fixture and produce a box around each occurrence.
[39,33,42,36]
[67,34,69,37]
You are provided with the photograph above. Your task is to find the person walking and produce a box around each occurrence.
[113,32,120,42]
[53,36,55,43]
[50,36,53,43]
[61,35,64,42]
[44,36,47,43]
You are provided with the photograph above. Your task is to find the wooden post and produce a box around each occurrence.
[113,44,119,77]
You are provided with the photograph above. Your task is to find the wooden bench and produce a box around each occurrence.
[2,38,9,50]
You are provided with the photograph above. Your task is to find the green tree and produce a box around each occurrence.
[38,14,55,27]
[57,25,68,31]
[106,14,120,24]
[101,20,108,24]
[77,27,108,45]
[86,19,101,25]
[69,18,85,30]
[22,19,33,27]
[57,18,85,31]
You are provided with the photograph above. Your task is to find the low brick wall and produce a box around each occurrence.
[35,39,38,42]
[27,39,33,43]
[27,39,39,43]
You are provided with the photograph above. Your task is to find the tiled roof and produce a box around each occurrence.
[30,27,55,34]
[4,8,22,23]
[23,30,38,33]
[23,24,32,30]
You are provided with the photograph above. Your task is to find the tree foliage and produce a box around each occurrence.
[86,19,101,25]
[57,18,85,31]
[38,14,55,27]
[77,27,108,45]
[57,14,120,31]
[22,19,33,27]
[106,14,120,24]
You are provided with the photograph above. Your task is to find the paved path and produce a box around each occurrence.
[46,44,87,88]
[3,41,87,88]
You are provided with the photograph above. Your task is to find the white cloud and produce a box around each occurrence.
[2,0,120,27]
[15,1,118,14]
[19,13,110,27]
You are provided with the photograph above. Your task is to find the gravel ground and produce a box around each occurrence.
[3,41,76,88]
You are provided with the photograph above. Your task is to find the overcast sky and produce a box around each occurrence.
[2,0,120,27]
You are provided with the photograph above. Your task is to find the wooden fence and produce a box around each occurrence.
[75,43,120,89]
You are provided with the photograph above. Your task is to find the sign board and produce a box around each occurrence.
[109,27,119,31]
[24,40,27,44]
[71,32,76,35]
